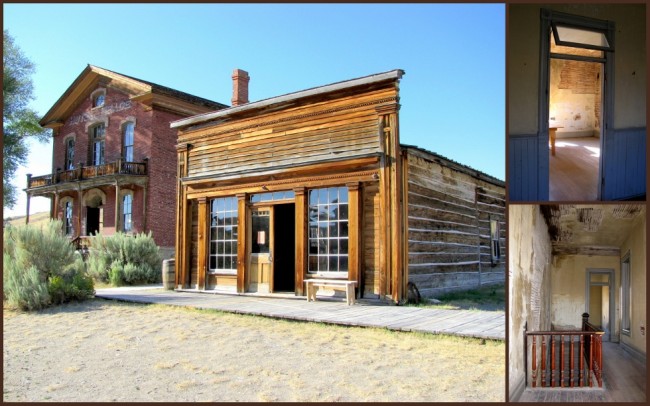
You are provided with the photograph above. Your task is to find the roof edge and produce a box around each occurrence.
[171,69,404,129]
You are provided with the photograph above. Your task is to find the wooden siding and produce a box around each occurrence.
[509,133,548,201]
[178,88,397,181]
[406,151,505,298]
[362,182,381,298]
[602,127,646,200]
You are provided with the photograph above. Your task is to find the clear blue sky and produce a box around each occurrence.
[3,3,504,218]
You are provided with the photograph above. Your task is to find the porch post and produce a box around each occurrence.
[77,186,83,237]
[114,182,121,232]
[25,174,32,224]
[294,187,306,296]
[346,182,361,298]
[236,193,247,293]
[196,197,208,290]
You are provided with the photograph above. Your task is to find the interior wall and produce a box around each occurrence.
[509,3,646,133]
[508,205,552,400]
[549,59,601,137]
[550,255,620,334]
[620,212,646,356]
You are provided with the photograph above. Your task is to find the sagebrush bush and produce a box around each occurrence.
[87,232,161,286]
[3,221,95,310]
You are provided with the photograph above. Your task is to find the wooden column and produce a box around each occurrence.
[346,182,361,298]
[294,187,306,296]
[175,143,191,289]
[376,103,403,302]
[196,197,208,290]
[236,193,247,293]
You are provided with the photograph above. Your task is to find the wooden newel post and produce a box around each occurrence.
[582,312,590,330]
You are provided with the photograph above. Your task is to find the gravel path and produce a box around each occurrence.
[3,299,504,402]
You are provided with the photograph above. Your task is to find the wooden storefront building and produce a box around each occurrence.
[172,69,505,302]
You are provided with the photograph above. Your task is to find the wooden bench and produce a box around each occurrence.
[304,279,357,305]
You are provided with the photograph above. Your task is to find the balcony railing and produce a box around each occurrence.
[27,159,147,189]
[525,313,604,389]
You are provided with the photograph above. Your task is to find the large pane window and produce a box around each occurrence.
[308,186,348,273]
[91,124,105,165]
[209,197,238,272]
[123,122,134,162]
[122,194,133,232]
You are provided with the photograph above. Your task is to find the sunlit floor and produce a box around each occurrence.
[549,136,600,201]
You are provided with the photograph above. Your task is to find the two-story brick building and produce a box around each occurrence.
[25,65,227,256]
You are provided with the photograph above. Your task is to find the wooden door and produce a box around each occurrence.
[249,208,273,293]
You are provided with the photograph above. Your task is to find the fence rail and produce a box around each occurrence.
[27,159,147,189]
[525,313,604,389]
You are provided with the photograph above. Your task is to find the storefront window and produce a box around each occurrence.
[308,186,348,273]
[209,197,238,272]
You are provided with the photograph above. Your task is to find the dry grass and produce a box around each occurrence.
[4,211,51,228]
[3,299,504,402]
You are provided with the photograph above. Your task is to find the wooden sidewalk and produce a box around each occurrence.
[95,287,504,341]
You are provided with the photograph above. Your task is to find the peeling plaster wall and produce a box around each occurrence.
[508,205,552,400]
[620,212,646,356]
[550,255,620,332]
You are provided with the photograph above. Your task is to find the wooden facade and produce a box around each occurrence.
[172,69,505,302]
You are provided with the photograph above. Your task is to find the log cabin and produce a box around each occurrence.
[25,65,227,257]
[171,69,505,302]
[509,204,646,401]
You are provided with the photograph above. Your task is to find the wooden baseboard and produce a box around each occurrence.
[621,341,647,364]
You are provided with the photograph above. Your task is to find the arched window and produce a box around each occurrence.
[64,137,75,170]
[122,193,133,232]
[123,122,134,162]
[93,93,105,108]
[91,123,105,165]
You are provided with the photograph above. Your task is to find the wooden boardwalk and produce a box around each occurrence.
[95,287,504,341]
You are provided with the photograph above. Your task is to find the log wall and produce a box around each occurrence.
[405,148,505,298]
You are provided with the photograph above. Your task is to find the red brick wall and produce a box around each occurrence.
[50,85,184,250]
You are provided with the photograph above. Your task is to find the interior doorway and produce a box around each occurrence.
[586,269,615,342]
[273,203,296,292]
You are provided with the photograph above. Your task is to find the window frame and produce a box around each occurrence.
[64,136,75,170]
[490,217,501,266]
[209,196,239,275]
[63,199,74,236]
[90,123,106,165]
[621,252,631,336]
[121,192,133,233]
[307,186,349,276]
[122,121,135,162]
[91,89,106,108]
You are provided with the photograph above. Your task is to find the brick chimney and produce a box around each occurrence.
[231,69,250,106]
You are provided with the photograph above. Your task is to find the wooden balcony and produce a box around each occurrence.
[525,313,604,389]
[26,159,147,192]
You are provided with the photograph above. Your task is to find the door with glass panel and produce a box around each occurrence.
[249,208,272,293]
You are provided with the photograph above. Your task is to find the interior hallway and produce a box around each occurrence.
[517,342,646,402]
[549,136,600,201]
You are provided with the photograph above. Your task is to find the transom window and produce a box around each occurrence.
[65,138,75,170]
[91,124,105,165]
[250,190,295,203]
[308,186,349,273]
[64,200,73,236]
[209,197,238,272]
[123,122,134,162]
[122,194,133,232]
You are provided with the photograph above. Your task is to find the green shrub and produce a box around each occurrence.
[88,232,161,286]
[3,221,94,310]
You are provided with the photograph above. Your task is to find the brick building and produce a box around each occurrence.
[25,65,227,256]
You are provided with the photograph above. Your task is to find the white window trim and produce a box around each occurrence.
[60,196,75,236]
[119,189,135,234]
[62,133,76,170]
[90,88,106,109]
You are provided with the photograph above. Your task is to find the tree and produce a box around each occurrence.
[3,29,49,208]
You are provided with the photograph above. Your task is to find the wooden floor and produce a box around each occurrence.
[517,342,646,402]
[549,136,600,201]
[95,286,505,341]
